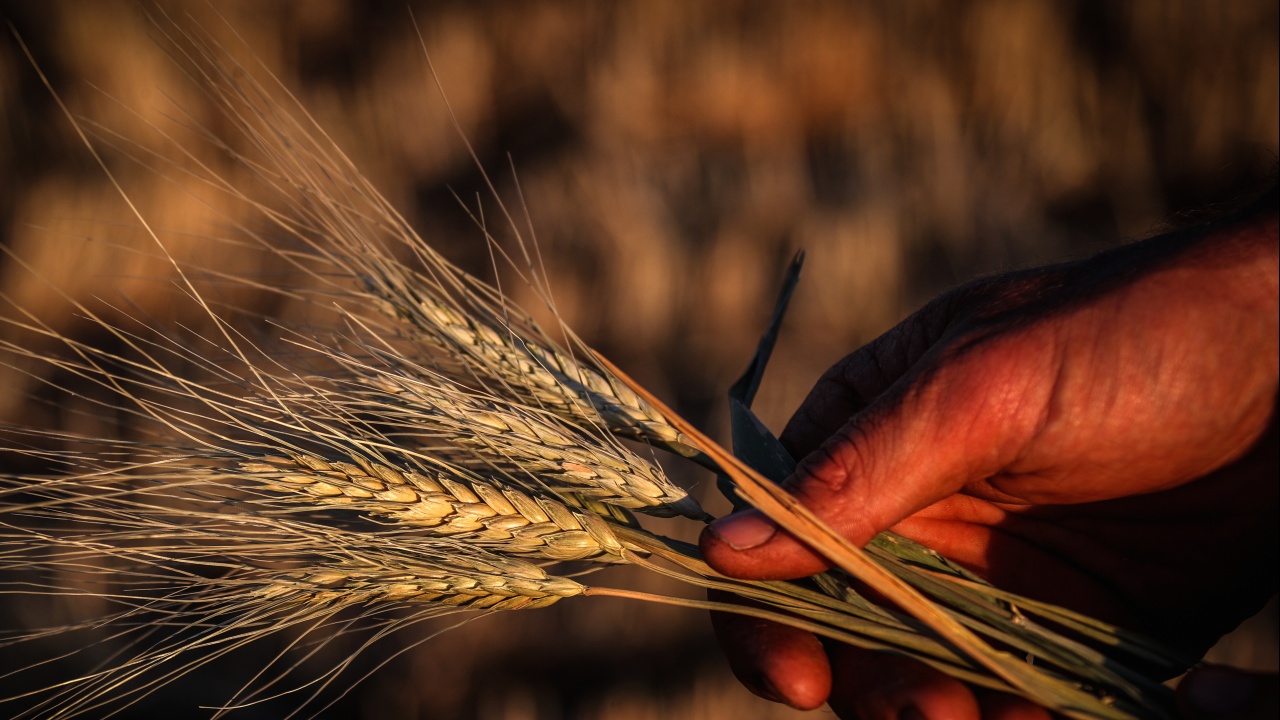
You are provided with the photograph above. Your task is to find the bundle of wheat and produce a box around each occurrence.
[0,13,1192,720]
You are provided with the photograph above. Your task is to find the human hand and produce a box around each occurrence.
[700,195,1279,718]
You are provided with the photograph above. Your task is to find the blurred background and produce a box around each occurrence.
[1,1,1276,718]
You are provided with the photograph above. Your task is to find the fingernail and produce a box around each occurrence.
[900,706,927,720]
[1185,666,1256,714]
[708,511,777,550]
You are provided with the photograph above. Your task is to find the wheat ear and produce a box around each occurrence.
[239,453,630,562]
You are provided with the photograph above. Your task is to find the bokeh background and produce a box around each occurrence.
[1,1,1276,718]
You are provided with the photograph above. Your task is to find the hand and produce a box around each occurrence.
[1179,666,1278,720]
[700,194,1279,719]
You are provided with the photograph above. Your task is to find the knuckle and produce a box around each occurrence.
[788,426,870,500]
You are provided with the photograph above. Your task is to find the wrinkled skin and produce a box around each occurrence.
[700,191,1279,720]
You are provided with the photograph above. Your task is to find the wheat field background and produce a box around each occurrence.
[1,1,1276,718]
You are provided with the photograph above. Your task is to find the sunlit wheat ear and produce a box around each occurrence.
[249,553,586,611]
[343,370,705,519]
[239,454,631,562]
[361,275,701,458]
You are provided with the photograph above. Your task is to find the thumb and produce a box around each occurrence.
[1179,665,1279,720]
[701,328,1047,581]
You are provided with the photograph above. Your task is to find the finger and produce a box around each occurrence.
[704,325,1056,580]
[708,590,831,710]
[974,691,1053,720]
[888,500,1136,626]
[1179,665,1279,720]
[825,643,981,720]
